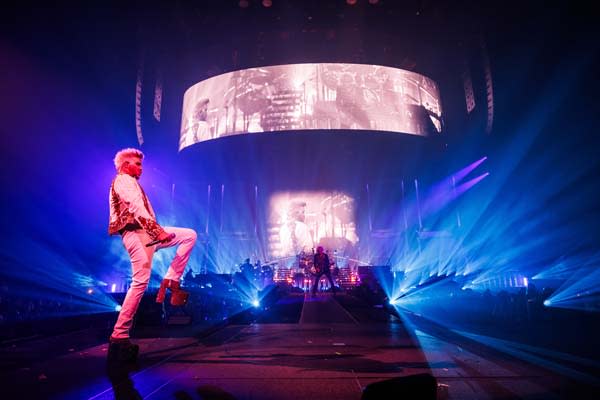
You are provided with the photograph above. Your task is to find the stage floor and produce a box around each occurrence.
[1,292,597,399]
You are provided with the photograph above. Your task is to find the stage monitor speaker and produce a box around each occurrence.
[361,373,437,400]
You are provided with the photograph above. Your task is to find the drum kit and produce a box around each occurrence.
[297,251,316,276]
[296,250,337,276]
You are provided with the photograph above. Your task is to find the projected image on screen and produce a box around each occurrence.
[268,191,359,261]
[180,63,442,150]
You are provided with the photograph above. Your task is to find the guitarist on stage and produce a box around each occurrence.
[311,246,337,295]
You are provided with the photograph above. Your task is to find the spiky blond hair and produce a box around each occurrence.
[113,148,144,171]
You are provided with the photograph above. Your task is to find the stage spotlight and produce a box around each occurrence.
[543,300,551,306]
[252,300,260,307]
[115,305,122,312]
[389,298,399,305]
[87,288,94,295]
[262,0,272,7]
[111,283,117,293]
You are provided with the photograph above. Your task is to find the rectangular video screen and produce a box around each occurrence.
[267,191,359,260]
[180,63,442,150]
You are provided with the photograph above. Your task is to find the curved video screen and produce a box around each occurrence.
[180,63,442,150]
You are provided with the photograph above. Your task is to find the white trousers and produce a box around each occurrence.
[111,226,197,339]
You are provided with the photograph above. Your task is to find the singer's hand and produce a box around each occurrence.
[146,232,175,247]
[156,231,173,243]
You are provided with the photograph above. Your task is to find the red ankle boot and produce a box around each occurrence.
[156,279,168,303]
[168,280,189,306]
[155,279,189,306]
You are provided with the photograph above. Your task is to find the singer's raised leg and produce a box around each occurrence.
[158,227,197,281]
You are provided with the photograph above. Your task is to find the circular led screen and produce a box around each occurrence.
[180,63,442,150]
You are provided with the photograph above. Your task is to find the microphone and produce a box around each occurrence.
[146,233,176,247]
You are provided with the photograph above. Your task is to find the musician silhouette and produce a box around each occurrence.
[311,246,336,295]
